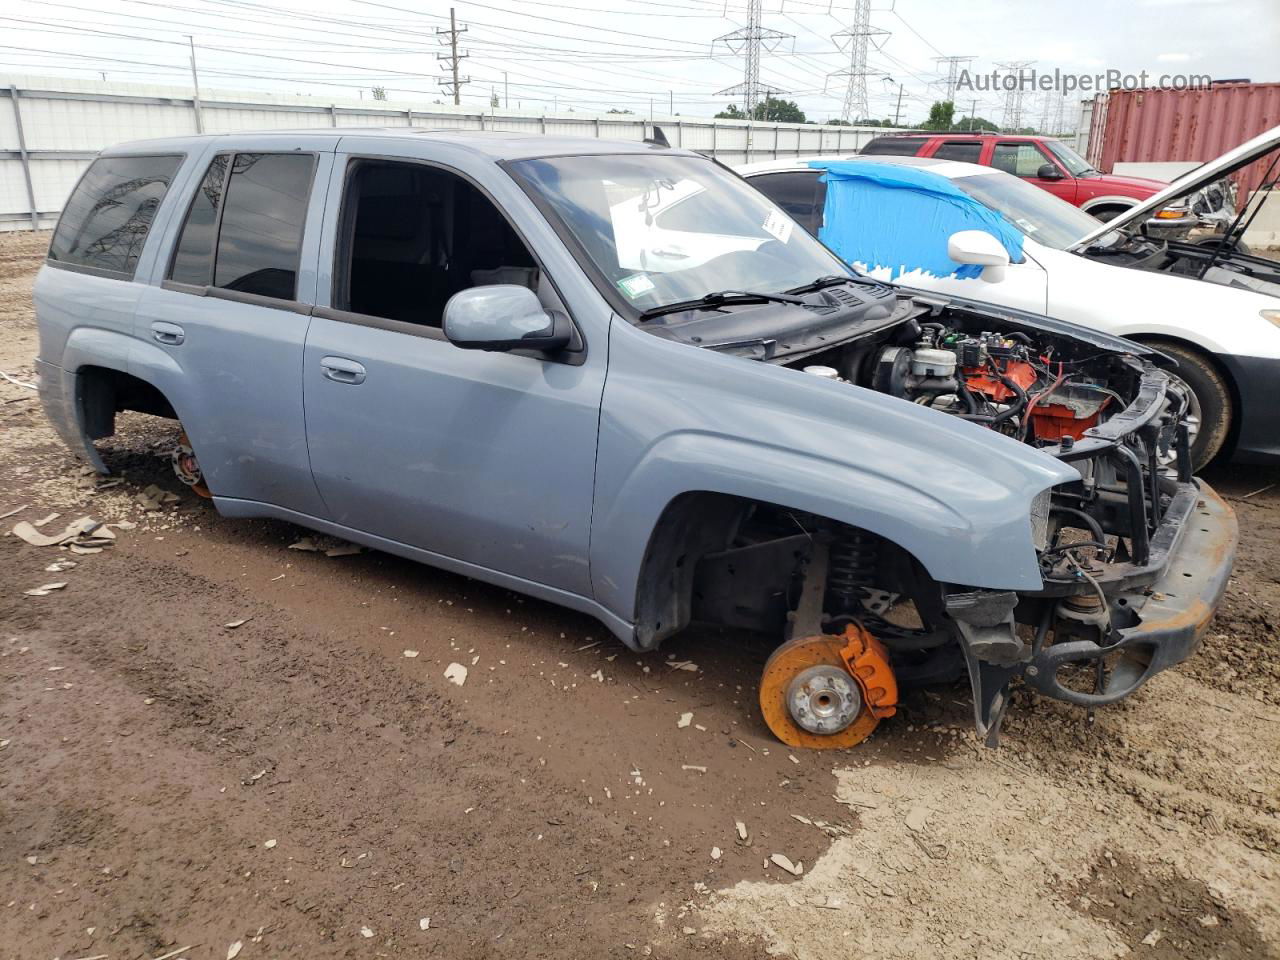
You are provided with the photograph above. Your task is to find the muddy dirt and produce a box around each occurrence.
[1,230,1277,960]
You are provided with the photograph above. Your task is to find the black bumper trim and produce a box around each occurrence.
[1219,352,1280,464]
[1022,481,1237,706]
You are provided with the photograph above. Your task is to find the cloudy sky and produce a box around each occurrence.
[1,0,1276,125]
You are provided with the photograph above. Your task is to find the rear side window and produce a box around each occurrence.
[932,141,983,163]
[860,137,927,156]
[168,152,314,301]
[49,154,182,277]
[748,171,826,236]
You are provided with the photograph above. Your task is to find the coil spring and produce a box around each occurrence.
[828,530,880,613]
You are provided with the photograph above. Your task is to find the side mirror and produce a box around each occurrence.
[947,230,1010,284]
[443,284,570,353]
[1036,163,1064,181]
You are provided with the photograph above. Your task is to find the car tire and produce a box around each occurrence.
[1089,206,1128,223]
[1143,340,1233,470]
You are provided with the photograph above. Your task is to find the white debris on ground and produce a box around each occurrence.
[289,534,365,557]
[444,663,468,686]
[677,712,693,728]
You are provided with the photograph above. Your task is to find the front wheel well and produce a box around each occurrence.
[76,365,177,440]
[1124,334,1239,461]
[633,492,940,650]
[1083,202,1133,222]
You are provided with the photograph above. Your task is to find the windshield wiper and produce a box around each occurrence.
[785,275,853,294]
[637,289,807,321]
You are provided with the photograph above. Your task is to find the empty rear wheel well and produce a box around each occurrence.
[77,366,177,440]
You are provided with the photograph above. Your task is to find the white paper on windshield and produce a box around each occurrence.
[617,273,656,299]
[762,209,794,245]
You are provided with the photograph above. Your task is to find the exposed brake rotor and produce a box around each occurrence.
[172,431,212,498]
[759,622,898,749]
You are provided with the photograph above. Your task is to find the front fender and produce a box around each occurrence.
[590,319,1079,625]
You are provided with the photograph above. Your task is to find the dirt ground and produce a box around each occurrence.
[0,230,1276,960]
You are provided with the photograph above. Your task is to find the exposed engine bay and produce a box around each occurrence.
[645,284,1230,748]
[793,317,1140,448]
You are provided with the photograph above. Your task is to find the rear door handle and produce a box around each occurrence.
[151,321,185,346]
[320,356,367,385]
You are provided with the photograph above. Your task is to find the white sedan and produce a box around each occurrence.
[738,153,1280,467]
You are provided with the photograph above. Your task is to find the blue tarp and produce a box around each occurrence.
[812,160,1024,280]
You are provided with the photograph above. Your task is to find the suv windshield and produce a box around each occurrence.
[1043,139,1098,177]
[509,154,851,314]
[954,172,1104,249]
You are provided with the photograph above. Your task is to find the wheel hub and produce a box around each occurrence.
[786,665,862,735]
[758,624,897,750]
[172,431,211,498]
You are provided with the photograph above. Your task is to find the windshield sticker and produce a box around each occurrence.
[1015,218,1039,233]
[617,273,656,299]
[762,209,794,244]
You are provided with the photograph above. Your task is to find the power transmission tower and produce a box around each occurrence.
[828,0,890,124]
[436,7,470,106]
[996,60,1035,131]
[714,0,792,117]
[932,55,975,103]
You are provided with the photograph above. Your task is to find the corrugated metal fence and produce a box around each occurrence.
[0,78,905,231]
[1084,83,1280,198]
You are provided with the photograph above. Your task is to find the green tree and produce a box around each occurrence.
[371,86,387,101]
[755,96,806,123]
[955,114,998,132]
[921,100,955,131]
[716,98,807,123]
[607,108,635,114]
[490,89,500,109]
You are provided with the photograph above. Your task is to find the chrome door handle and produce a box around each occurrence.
[151,321,185,345]
[320,356,367,385]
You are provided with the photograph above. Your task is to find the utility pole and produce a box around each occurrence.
[186,35,203,134]
[436,7,469,106]
[504,72,508,108]
[968,98,977,130]
[714,0,792,117]
[888,78,904,126]
[669,89,673,115]
[828,0,889,123]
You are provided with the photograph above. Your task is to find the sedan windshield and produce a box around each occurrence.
[508,154,852,315]
[954,172,1104,249]
[1043,140,1098,177]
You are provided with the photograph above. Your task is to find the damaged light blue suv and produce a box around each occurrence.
[34,130,1237,748]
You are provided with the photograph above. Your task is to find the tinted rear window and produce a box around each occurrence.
[213,153,314,300]
[860,137,927,156]
[49,154,182,277]
[168,154,228,286]
[932,141,983,163]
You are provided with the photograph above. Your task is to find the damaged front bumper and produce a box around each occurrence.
[946,362,1238,744]
[1021,480,1236,706]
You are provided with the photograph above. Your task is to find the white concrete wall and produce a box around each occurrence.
[0,75,906,231]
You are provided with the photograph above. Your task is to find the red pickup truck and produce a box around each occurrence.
[860,132,1192,229]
